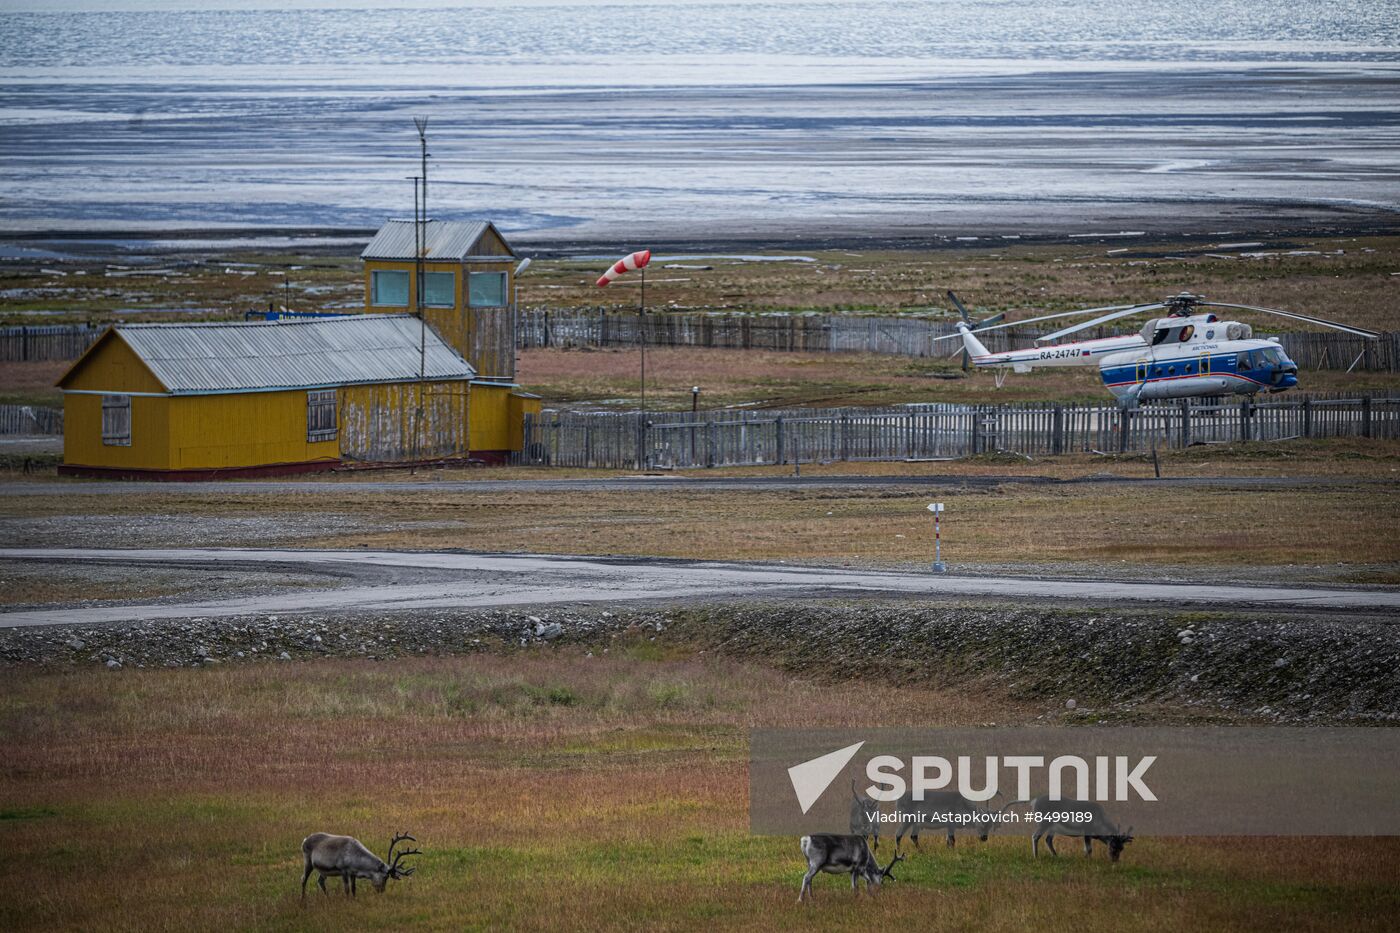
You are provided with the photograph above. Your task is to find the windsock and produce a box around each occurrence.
[597,249,651,287]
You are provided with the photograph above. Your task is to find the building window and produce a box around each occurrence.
[469,271,507,307]
[101,394,131,446]
[371,270,409,306]
[307,389,337,442]
[423,271,456,308]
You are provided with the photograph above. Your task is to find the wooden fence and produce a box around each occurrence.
[517,309,1400,371]
[0,324,104,362]
[514,394,1400,469]
[0,404,63,435]
[5,315,1397,371]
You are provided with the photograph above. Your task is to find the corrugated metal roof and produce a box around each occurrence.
[114,315,475,395]
[360,219,513,261]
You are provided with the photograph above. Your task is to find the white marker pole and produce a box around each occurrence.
[927,502,946,573]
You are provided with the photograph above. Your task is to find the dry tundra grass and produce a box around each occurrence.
[8,349,1399,411]
[6,442,1397,582]
[5,237,1399,331]
[3,654,1399,932]
[516,347,1400,410]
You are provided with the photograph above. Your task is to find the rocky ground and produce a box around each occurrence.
[3,599,1394,726]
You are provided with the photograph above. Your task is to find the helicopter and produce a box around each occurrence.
[934,291,1381,406]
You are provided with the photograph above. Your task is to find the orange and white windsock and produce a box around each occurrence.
[596,249,651,287]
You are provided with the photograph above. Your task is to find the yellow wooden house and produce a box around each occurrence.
[57,218,540,478]
[55,314,525,479]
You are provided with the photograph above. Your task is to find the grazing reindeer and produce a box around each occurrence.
[895,790,995,852]
[1007,797,1135,862]
[798,833,904,902]
[850,780,881,851]
[301,831,419,901]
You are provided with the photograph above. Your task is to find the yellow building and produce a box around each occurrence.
[56,314,526,479]
[360,219,519,380]
[57,218,541,479]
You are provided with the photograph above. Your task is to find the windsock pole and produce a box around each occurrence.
[640,264,646,413]
[596,249,653,414]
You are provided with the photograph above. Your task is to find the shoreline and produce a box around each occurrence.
[5,215,1400,259]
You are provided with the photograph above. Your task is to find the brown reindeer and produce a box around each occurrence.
[301,831,419,901]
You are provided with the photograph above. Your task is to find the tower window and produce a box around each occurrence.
[469,271,507,307]
[423,271,456,308]
[371,270,409,306]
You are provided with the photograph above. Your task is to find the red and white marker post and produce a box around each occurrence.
[927,502,946,573]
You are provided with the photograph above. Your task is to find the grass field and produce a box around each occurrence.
[3,654,1398,932]
[4,439,1397,584]
[8,350,1400,411]
[4,236,1399,332]
[514,347,1400,410]
[4,235,1398,411]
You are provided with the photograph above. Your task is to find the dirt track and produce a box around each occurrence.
[0,547,1397,628]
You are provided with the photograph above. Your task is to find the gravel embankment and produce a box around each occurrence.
[2,601,1395,724]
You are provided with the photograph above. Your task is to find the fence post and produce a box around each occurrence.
[1179,398,1191,448]
[1363,396,1372,438]
[841,414,850,461]
[1240,399,1252,442]
[1302,398,1312,438]
[970,408,981,455]
[636,416,647,470]
[1052,405,1063,455]
[706,419,716,467]
[1118,408,1131,453]
[776,416,785,465]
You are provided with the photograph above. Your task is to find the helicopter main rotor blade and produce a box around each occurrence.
[1036,304,1165,343]
[928,303,1141,344]
[946,290,973,323]
[1202,302,1381,340]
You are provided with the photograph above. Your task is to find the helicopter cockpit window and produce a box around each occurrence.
[1260,347,1284,365]
[1237,352,1252,370]
[1178,325,1194,342]
[1151,328,1170,346]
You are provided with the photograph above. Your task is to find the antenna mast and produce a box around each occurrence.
[413,117,429,382]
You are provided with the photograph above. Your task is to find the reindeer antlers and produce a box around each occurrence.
[387,831,415,859]
[387,831,420,876]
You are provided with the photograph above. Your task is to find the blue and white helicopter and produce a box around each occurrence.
[935,291,1380,406]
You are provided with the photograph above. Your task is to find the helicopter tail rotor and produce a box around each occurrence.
[946,291,1005,371]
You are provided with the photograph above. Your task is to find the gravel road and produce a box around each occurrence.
[0,547,1396,628]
